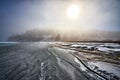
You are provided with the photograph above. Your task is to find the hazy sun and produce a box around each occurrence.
[67,4,80,19]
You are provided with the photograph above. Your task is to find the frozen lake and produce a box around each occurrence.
[0,42,104,80]
[0,42,119,80]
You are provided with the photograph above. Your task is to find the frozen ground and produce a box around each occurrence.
[70,43,120,54]
[56,42,120,80]
[88,61,120,77]
[0,42,105,80]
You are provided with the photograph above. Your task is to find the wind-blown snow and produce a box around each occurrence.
[88,61,120,77]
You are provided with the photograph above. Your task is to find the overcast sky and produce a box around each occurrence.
[0,0,120,41]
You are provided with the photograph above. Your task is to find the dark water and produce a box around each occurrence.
[0,42,19,46]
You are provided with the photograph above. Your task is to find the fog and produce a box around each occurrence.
[0,0,120,41]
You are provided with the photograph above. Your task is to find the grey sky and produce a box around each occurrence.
[0,0,120,41]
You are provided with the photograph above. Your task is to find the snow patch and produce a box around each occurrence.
[88,61,120,77]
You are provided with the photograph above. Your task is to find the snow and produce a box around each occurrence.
[100,43,120,48]
[71,44,81,48]
[111,49,120,52]
[40,62,44,80]
[96,47,110,53]
[88,61,120,77]
[29,42,48,48]
[56,57,75,80]
[69,43,120,54]
[74,57,87,71]
[87,45,94,48]
[96,46,120,54]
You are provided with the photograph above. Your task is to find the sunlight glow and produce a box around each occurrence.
[67,4,80,19]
